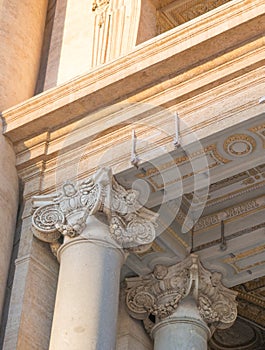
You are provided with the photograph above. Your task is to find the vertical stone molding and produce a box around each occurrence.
[0,0,47,322]
[31,167,157,350]
[91,0,141,67]
[45,0,141,88]
[0,129,18,325]
[125,254,238,350]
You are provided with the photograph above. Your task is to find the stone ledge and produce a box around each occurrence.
[2,0,265,143]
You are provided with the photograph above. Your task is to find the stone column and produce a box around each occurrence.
[31,167,157,350]
[152,297,210,350]
[0,0,48,321]
[125,254,238,350]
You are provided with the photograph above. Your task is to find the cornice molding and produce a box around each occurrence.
[2,0,265,143]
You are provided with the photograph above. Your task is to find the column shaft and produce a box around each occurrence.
[49,237,124,350]
[152,298,210,350]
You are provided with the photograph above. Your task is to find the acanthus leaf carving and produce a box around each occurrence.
[125,254,237,336]
[32,167,158,256]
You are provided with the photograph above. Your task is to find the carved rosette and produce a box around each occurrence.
[125,254,237,335]
[32,167,158,256]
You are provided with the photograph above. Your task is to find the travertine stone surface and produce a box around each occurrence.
[0,0,47,323]
[4,0,265,143]
[1,1,265,348]
[0,0,48,110]
[49,231,124,350]
[0,129,18,323]
[136,0,157,44]
[117,292,152,350]
[44,0,141,89]
[3,236,58,350]
[153,298,210,350]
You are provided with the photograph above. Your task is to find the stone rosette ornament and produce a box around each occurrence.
[125,254,237,335]
[32,167,158,256]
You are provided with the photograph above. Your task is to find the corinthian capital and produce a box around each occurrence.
[125,254,237,334]
[32,167,158,255]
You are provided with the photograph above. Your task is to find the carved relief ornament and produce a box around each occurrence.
[126,254,237,335]
[32,167,158,256]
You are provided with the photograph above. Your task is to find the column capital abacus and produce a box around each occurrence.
[31,167,158,258]
[125,254,237,336]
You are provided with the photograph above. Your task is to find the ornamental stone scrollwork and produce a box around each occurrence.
[125,254,237,336]
[32,167,158,256]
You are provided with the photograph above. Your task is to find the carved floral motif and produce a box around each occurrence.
[125,254,237,335]
[32,168,158,256]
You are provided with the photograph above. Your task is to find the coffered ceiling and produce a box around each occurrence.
[155,0,233,33]
[119,108,265,344]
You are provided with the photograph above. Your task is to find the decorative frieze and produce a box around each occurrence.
[223,134,256,157]
[193,195,265,232]
[249,123,265,148]
[125,254,237,335]
[32,167,158,256]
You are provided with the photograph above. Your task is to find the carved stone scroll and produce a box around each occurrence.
[32,167,158,257]
[125,254,237,335]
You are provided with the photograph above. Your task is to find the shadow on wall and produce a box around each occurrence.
[35,0,67,93]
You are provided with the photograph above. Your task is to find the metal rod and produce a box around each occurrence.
[131,129,140,168]
[220,220,227,251]
[190,227,194,253]
[259,96,265,104]
[173,112,180,148]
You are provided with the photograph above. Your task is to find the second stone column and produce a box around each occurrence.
[126,254,238,350]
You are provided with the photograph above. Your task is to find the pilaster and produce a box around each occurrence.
[0,0,48,329]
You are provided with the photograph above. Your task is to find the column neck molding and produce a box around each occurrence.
[125,254,237,336]
[31,167,158,259]
[56,236,125,262]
